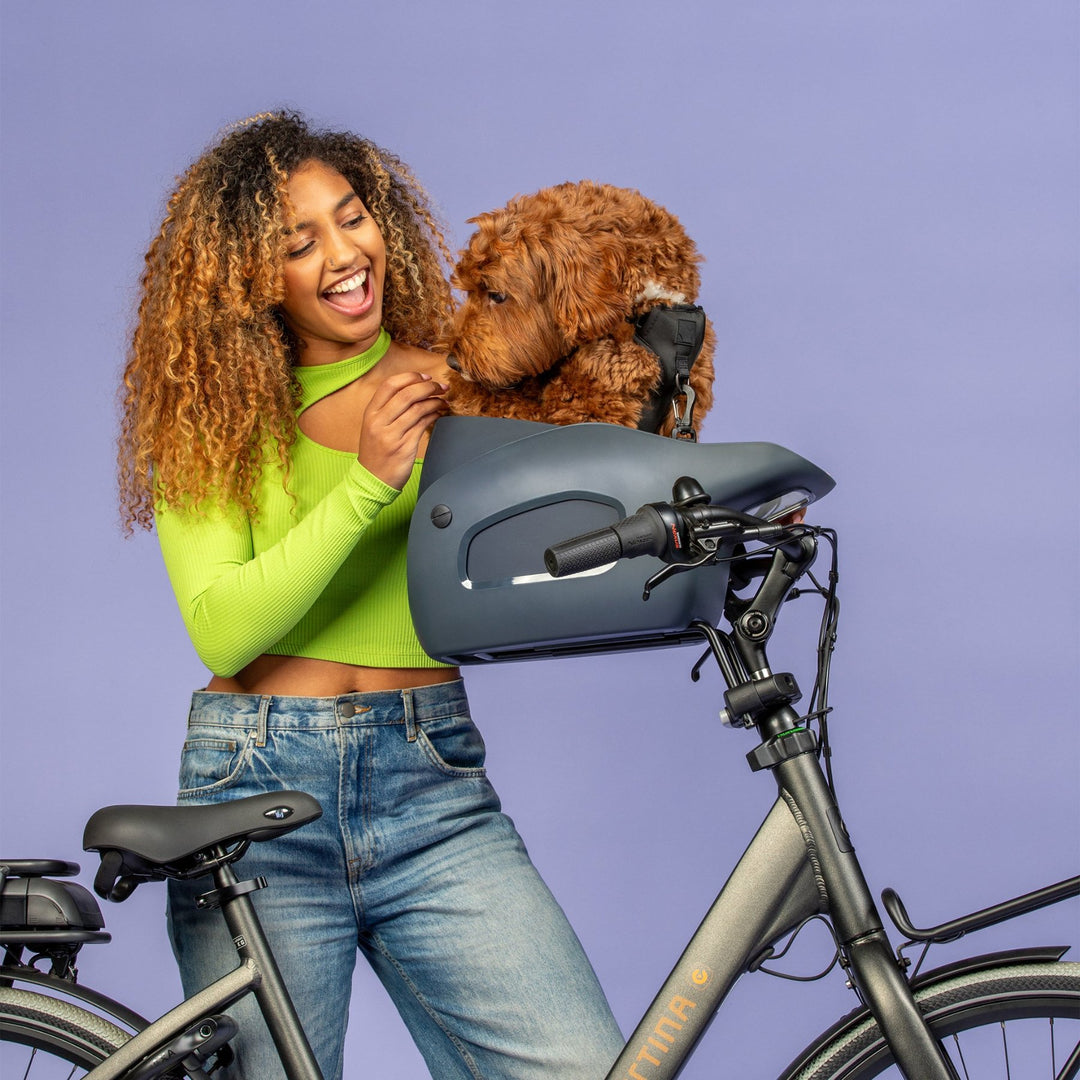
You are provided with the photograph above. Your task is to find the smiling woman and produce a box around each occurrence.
[114,112,624,1080]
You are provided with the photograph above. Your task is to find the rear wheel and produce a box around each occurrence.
[1,985,130,1077]
[786,960,1080,1079]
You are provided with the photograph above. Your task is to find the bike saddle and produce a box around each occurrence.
[83,791,322,901]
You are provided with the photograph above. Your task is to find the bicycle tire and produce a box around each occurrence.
[1,985,131,1076]
[784,960,1080,1079]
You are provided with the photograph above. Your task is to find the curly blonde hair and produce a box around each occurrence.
[118,111,454,532]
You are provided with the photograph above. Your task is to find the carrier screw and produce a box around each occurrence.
[430,504,453,528]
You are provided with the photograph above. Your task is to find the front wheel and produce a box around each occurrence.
[1,985,131,1077]
[783,959,1080,1079]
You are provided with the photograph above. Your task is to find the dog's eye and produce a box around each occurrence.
[487,291,508,305]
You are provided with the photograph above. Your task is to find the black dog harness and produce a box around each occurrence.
[632,303,708,440]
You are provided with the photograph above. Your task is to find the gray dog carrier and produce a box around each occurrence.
[407,417,835,665]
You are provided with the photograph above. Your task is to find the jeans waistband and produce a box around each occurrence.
[188,679,468,731]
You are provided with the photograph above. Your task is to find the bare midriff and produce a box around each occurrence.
[205,654,460,697]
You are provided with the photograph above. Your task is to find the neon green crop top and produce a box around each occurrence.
[155,329,449,677]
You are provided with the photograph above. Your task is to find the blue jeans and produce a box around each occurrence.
[166,681,623,1080]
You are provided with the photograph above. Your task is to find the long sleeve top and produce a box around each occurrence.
[154,330,449,677]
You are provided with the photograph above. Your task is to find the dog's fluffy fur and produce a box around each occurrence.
[444,181,715,435]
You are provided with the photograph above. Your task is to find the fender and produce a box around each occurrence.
[0,964,149,1032]
[776,946,1072,1079]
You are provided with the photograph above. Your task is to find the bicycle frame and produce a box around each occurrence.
[5,729,1072,1080]
[5,502,1075,1080]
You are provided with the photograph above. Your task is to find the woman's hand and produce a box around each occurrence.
[358,371,449,490]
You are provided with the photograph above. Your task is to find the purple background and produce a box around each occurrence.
[1,2,1076,1075]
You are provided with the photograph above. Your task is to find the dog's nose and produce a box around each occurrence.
[445,353,461,372]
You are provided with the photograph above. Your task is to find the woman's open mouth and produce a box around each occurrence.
[322,269,372,316]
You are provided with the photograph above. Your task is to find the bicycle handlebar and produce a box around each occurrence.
[544,499,794,578]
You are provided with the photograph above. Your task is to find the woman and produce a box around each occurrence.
[118,111,623,1080]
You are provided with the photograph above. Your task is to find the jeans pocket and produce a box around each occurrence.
[414,715,487,777]
[177,734,252,799]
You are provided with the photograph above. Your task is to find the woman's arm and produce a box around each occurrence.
[156,460,399,676]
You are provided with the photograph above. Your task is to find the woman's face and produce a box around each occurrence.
[279,159,387,366]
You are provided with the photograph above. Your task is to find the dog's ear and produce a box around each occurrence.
[542,223,629,346]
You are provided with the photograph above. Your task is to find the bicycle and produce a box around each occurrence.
[3,417,1078,1079]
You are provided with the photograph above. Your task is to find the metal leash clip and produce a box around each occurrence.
[671,376,697,440]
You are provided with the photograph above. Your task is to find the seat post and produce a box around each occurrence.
[206,855,323,1080]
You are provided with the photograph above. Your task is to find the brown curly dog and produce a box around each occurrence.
[444,180,715,436]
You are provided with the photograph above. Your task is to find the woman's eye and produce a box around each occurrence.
[343,214,366,229]
[488,291,508,304]
[287,240,314,259]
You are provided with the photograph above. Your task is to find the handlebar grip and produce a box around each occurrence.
[545,507,669,577]
[544,528,623,577]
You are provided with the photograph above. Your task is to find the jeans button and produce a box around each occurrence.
[340,702,356,718]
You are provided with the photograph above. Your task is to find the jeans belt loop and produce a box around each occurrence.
[403,690,418,743]
[256,695,271,748]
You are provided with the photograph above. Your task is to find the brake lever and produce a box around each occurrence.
[642,546,717,600]
[642,559,692,600]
